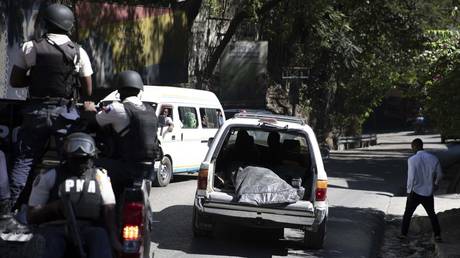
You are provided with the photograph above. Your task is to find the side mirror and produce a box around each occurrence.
[208,137,214,148]
[320,145,330,160]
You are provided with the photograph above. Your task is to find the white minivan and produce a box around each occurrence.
[101,85,225,187]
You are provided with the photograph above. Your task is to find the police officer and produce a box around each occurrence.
[84,70,160,199]
[3,3,93,213]
[27,132,120,258]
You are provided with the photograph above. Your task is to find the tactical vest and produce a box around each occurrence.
[29,36,80,99]
[118,102,159,162]
[49,166,103,221]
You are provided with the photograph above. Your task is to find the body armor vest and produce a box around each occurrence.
[29,36,79,99]
[118,102,159,162]
[49,166,102,221]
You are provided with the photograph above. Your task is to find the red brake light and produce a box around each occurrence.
[315,180,328,201]
[197,167,208,190]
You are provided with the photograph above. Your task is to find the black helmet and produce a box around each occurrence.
[117,70,144,91]
[43,4,75,32]
[63,133,96,158]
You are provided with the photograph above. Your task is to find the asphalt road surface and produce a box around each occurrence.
[149,132,440,258]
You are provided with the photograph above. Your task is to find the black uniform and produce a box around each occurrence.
[8,35,82,208]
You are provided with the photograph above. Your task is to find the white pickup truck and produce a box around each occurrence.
[193,113,328,249]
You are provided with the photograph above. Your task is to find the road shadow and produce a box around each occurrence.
[325,151,407,194]
[152,205,385,258]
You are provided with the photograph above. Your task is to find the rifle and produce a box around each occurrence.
[61,193,87,258]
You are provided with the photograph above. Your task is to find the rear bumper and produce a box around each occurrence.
[194,196,326,230]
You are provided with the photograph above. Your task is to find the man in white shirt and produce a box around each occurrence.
[4,3,93,213]
[400,138,442,242]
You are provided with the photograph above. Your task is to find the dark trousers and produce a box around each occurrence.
[8,102,72,206]
[401,191,441,236]
[37,224,113,258]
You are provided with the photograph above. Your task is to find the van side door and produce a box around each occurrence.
[176,106,203,172]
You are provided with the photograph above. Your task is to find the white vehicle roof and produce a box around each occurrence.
[101,85,222,107]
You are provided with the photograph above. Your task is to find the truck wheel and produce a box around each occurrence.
[304,218,326,249]
[192,207,213,238]
[153,157,172,187]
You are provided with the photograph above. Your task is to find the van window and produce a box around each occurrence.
[159,105,174,127]
[179,106,198,128]
[199,108,220,129]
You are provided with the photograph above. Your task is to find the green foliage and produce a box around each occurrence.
[414,29,460,135]
[427,65,460,137]
[259,0,426,137]
[417,30,460,87]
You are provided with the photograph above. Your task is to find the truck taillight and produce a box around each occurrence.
[315,180,328,201]
[197,167,208,190]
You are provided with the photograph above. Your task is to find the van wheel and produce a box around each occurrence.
[192,207,213,238]
[153,157,172,187]
[304,218,326,249]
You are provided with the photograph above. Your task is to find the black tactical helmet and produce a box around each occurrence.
[117,70,144,91]
[44,4,75,32]
[63,132,96,158]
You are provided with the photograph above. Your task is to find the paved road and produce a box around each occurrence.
[149,132,442,258]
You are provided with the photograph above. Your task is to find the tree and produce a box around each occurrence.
[257,0,426,140]
[413,29,460,138]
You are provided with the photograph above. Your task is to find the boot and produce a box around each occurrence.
[0,199,12,219]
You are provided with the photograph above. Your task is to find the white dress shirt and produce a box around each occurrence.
[407,150,443,196]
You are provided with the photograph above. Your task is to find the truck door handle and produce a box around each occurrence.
[181,133,183,141]
[172,135,175,140]
[201,140,208,143]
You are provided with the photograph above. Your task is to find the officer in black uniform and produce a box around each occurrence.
[4,3,93,213]
[83,70,160,199]
[27,132,120,258]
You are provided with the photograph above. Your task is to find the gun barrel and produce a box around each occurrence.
[63,195,87,258]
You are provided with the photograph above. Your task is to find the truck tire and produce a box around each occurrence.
[304,218,326,249]
[153,157,172,187]
[192,207,213,238]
